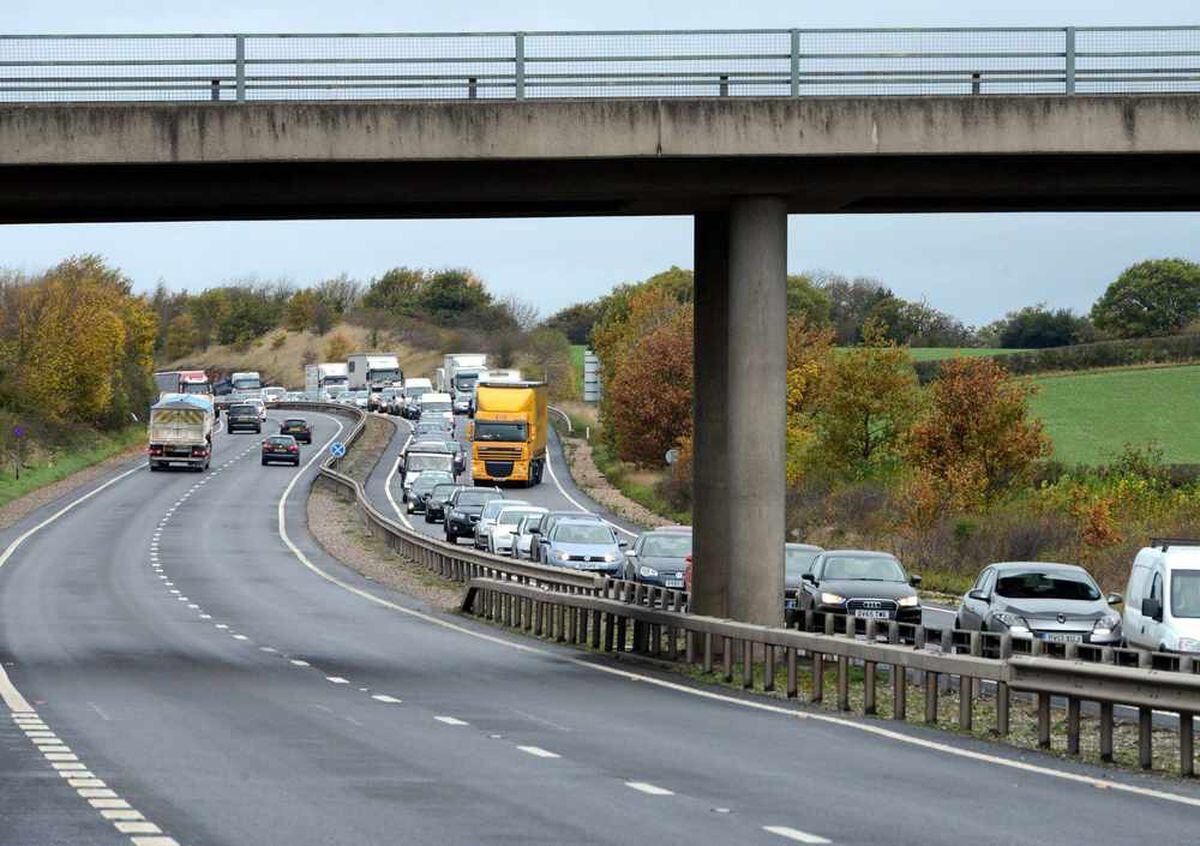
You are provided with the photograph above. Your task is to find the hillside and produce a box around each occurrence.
[1031,364,1200,465]
[164,323,443,388]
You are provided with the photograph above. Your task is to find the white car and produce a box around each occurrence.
[1123,540,1200,653]
[245,398,268,421]
[261,386,287,405]
[488,506,547,555]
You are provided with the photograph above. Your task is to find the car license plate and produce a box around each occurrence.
[1041,633,1083,643]
[853,609,890,620]
[665,579,683,588]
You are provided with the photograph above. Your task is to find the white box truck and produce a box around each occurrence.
[347,353,403,391]
[304,362,350,398]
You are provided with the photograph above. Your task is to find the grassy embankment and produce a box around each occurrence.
[165,322,443,389]
[0,423,144,510]
[907,347,1025,361]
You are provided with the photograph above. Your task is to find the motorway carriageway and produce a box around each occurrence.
[1,410,1199,846]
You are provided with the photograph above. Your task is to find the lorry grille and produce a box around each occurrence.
[478,446,523,461]
[484,461,514,478]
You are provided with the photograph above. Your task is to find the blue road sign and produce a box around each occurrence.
[329,442,347,458]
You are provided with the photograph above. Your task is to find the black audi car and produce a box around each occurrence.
[444,487,503,543]
[797,549,922,626]
[425,482,463,524]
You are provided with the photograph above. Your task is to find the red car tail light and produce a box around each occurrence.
[148,445,164,456]
[191,446,208,457]
[289,445,298,452]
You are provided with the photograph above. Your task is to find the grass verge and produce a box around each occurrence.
[0,425,144,510]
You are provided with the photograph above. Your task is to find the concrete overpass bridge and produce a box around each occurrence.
[3,26,1200,626]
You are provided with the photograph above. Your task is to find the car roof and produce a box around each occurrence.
[786,543,824,552]
[555,516,608,526]
[819,549,897,558]
[987,561,1091,576]
[644,525,692,534]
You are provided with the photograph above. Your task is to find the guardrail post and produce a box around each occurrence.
[764,645,776,692]
[603,613,614,651]
[591,610,602,649]
[1137,649,1153,768]
[837,653,850,711]
[1181,712,1195,778]
[703,631,713,673]
[742,640,753,688]
[235,35,246,102]
[789,28,800,97]
[1064,26,1077,94]
[514,32,526,100]
[684,629,695,664]
[811,651,824,703]
[1066,697,1081,755]
[925,670,938,725]
[996,634,1011,736]
[723,637,733,682]
[1099,701,1115,762]
[616,616,627,652]
[786,648,798,699]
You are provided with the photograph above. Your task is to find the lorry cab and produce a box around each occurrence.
[471,381,548,487]
[1123,540,1200,653]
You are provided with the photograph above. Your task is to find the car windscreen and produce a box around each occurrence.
[406,454,453,472]
[821,555,906,582]
[554,524,614,545]
[785,547,821,578]
[230,405,256,414]
[456,491,499,507]
[284,419,307,426]
[475,421,528,442]
[1171,570,1200,618]
[406,387,429,399]
[267,437,293,446]
[431,484,460,499]
[414,472,453,489]
[995,572,1101,601]
[482,499,518,520]
[422,402,452,413]
[641,534,692,557]
[497,509,540,528]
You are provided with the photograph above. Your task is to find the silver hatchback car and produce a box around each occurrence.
[955,561,1122,645]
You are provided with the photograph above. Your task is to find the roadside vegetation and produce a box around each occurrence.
[547,257,1200,596]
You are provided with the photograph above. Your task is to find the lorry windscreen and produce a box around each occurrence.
[182,383,211,394]
[474,421,528,442]
[369,368,401,382]
[232,378,261,391]
[454,373,479,391]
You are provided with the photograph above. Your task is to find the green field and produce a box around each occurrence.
[1031,365,1200,465]
[907,347,1025,361]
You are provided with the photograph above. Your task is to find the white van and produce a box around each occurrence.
[418,392,454,429]
[1122,540,1200,653]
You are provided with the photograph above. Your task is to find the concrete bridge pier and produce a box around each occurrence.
[691,196,787,626]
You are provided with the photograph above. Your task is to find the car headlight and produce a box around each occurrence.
[554,550,570,562]
[898,595,920,607]
[992,612,1032,634]
[1092,614,1121,636]
[820,592,846,606]
[599,553,616,563]
[639,566,659,578]
[1176,638,1200,653]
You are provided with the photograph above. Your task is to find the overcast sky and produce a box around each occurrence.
[0,1,1197,325]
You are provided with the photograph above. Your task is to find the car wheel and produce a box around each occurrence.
[226,427,233,434]
[149,462,160,471]
[261,458,268,466]
[424,512,434,524]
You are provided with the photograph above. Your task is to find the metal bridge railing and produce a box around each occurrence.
[1,27,1199,103]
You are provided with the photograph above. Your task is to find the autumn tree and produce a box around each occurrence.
[813,323,920,476]
[324,331,351,363]
[607,309,694,465]
[906,356,1051,506]
[520,328,576,400]
[784,317,835,483]
[283,289,319,332]
[164,312,200,360]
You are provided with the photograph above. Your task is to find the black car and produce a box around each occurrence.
[261,434,300,466]
[425,483,463,524]
[785,543,825,624]
[624,527,691,586]
[227,403,261,434]
[407,470,455,515]
[444,487,503,543]
[798,549,922,626]
[279,418,312,444]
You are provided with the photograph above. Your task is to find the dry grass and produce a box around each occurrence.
[165,322,443,389]
[339,414,395,486]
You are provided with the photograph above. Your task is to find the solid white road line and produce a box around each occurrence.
[763,826,832,844]
[0,664,34,712]
[434,716,469,726]
[516,745,561,759]
[624,781,674,796]
[383,427,415,529]
[544,445,637,538]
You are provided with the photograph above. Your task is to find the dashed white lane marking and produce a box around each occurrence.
[115,820,163,834]
[434,716,469,726]
[290,659,310,667]
[215,624,229,630]
[763,826,832,844]
[371,694,402,704]
[232,634,249,641]
[625,781,674,796]
[516,745,561,759]
[326,676,349,684]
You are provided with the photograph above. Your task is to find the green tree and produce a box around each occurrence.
[520,328,575,400]
[362,267,425,315]
[1091,258,1200,338]
[985,304,1090,348]
[164,312,200,360]
[786,274,832,327]
[283,290,319,332]
[814,323,920,475]
[543,300,603,345]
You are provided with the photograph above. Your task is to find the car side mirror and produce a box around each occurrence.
[529,527,540,535]
[1107,592,1123,606]
[801,573,816,583]
[1142,597,1164,622]
[968,589,988,602]
[910,574,922,587]
[618,541,628,549]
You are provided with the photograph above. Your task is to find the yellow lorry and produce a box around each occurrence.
[471,382,548,486]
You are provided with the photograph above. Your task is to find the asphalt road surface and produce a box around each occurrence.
[3,409,1200,846]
